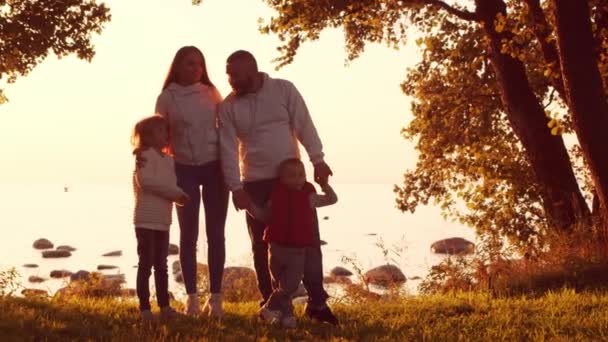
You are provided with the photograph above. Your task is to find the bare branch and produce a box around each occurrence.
[425,0,478,21]
[543,88,557,109]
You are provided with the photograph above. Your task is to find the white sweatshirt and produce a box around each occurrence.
[155,82,223,166]
[218,73,324,191]
[133,148,186,231]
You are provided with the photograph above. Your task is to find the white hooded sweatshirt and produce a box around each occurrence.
[155,82,222,166]
[218,73,324,191]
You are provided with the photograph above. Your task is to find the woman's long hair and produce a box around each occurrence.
[162,46,215,90]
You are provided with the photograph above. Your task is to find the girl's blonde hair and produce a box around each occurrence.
[131,115,169,154]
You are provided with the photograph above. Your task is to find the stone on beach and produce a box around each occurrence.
[33,238,53,250]
[102,250,122,257]
[330,266,353,277]
[431,237,475,255]
[42,250,71,258]
[23,264,38,268]
[50,270,73,278]
[364,264,406,287]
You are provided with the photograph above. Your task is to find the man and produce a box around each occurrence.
[218,50,338,325]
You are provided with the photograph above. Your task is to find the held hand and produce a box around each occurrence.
[232,189,252,211]
[314,161,333,186]
[176,193,190,207]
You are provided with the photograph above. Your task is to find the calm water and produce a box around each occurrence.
[0,183,475,297]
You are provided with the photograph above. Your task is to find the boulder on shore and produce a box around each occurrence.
[330,266,353,277]
[364,264,406,287]
[33,238,53,250]
[42,250,71,258]
[431,237,475,255]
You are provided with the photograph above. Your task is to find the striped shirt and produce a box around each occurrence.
[132,148,186,231]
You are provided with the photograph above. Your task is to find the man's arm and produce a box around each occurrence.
[285,81,325,165]
[247,201,271,223]
[309,183,338,208]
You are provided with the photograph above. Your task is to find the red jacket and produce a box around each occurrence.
[264,182,316,247]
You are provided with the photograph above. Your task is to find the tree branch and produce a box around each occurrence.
[425,0,478,21]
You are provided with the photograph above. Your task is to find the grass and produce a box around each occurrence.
[1,290,608,341]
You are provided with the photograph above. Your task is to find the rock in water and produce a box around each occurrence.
[23,264,39,268]
[97,265,118,270]
[42,250,71,258]
[430,237,475,255]
[364,264,406,287]
[102,250,122,257]
[330,266,353,277]
[28,276,46,283]
[50,270,72,278]
[22,289,48,297]
[33,238,53,250]
[56,245,77,252]
[70,270,91,282]
[168,243,179,255]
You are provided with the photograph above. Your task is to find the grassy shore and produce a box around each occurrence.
[1,290,608,341]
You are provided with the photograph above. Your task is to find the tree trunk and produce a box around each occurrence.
[474,0,589,230]
[552,0,608,225]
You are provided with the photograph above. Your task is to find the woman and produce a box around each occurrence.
[154,46,229,317]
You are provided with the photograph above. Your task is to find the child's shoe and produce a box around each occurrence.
[258,306,281,324]
[160,306,182,320]
[184,293,202,316]
[202,293,223,318]
[305,303,339,326]
[140,309,155,323]
[281,315,297,329]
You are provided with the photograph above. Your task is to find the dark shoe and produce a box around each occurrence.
[305,304,339,326]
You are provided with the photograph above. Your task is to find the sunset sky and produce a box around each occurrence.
[0,0,421,186]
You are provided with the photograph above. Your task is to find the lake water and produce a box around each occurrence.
[0,183,475,298]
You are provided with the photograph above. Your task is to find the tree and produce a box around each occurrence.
[0,0,111,103]
[551,0,608,224]
[256,0,590,244]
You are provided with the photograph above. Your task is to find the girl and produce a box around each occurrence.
[154,46,229,317]
[249,158,338,329]
[132,115,188,321]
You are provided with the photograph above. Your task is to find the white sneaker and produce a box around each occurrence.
[202,293,223,318]
[185,294,202,316]
[259,307,281,324]
[281,315,297,329]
